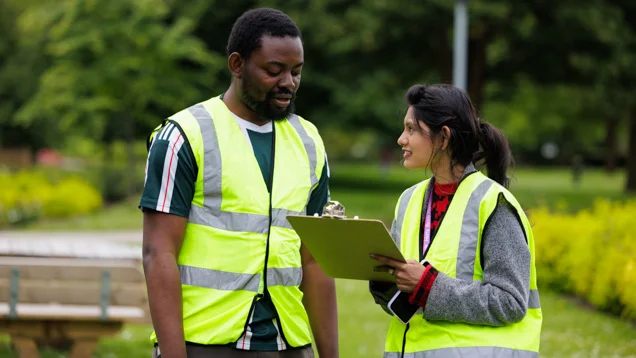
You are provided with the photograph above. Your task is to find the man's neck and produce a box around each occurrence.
[223,84,271,126]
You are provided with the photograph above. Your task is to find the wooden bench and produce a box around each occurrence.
[0,237,149,358]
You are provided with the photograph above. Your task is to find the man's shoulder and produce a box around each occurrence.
[289,113,324,145]
[292,113,316,129]
[169,95,222,121]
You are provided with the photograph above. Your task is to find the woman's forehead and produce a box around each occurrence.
[404,107,415,123]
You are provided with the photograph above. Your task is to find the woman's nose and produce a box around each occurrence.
[397,133,407,146]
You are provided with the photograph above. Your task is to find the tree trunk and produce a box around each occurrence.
[124,115,135,197]
[436,30,453,84]
[604,116,619,173]
[467,26,489,113]
[627,106,636,192]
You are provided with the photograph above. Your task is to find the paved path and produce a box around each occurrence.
[0,230,142,244]
[0,230,142,259]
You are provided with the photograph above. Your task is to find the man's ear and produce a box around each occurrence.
[228,53,244,78]
[441,126,451,151]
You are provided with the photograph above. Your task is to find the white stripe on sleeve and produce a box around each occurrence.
[156,128,185,213]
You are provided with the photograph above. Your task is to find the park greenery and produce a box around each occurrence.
[2,1,636,356]
[2,164,636,357]
[1,0,636,192]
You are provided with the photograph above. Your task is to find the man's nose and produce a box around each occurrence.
[278,71,295,91]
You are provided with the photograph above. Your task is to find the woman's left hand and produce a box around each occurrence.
[371,255,425,294]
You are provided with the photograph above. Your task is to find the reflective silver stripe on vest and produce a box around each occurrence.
[267,267,303,287]
[190,206,303,233]
[187,105,306,232]
[529,289,541,309]
[180,265,261,292]
[384,346,538,358]
[456,179,495,282]
[190,207,270,234]
[287,114,318,188]
[272,208,305,230]
[189,104,222,215]
[392,185,418,249]
[180,265,302,291]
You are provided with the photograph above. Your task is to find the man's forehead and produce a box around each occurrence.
[253,35,304,62]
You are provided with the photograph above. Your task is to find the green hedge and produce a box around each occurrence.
[0,169,102,227]
[532,200,636,321]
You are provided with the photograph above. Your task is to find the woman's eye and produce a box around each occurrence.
[408,127,414,134]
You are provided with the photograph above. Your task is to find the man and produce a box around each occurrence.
[139,8,338,358]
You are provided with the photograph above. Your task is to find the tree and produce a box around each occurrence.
[16,0,224,196]
[0,0,57,152]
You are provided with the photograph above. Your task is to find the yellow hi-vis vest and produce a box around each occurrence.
[149,96,325,346]
[384,170,542,358]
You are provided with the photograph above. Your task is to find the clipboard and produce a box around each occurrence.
[286,216,406,282]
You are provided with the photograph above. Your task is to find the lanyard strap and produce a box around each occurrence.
[422,190,433,256]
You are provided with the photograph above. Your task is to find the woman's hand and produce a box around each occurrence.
[371,255,425,293]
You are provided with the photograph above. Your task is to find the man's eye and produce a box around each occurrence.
[267,70,280,77]
[292,72,301,77]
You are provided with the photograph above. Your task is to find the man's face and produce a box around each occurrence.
[240,35,304,121]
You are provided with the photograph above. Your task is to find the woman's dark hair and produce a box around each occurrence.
[405,84,513,188]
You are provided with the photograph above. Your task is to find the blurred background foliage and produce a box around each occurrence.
[1,0,636,177]
[2,1,636,356]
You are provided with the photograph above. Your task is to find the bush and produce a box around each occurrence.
[0,169,103,227]
[532,200,636,321]
[42,176,103,217]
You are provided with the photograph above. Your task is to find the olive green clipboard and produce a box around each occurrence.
[286,216,406,282]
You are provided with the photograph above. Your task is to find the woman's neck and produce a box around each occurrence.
[432,163,465,184]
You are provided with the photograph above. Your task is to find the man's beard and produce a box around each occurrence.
[240,76,296,122]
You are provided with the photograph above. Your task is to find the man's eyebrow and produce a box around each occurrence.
[267,61,304,68]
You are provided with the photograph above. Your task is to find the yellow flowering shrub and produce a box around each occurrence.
[0,169,103,226]
[532,199,636,320]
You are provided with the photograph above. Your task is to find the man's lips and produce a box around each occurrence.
[272,97,291,107]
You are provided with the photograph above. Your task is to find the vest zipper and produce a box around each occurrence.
[400,323,410,358]
[239,123,276,343]
[263,124,292,346]
[263,124,275,291]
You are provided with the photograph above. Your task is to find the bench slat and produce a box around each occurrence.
[0,238,140,259]
[0,279,148,307]
[0,303,145,321]
[0,257,144,282]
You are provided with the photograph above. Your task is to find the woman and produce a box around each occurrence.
[370,84,542,358]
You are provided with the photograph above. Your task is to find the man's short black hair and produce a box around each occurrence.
[227,8,302,59]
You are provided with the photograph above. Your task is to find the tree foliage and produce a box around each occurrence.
[1,0,636,189]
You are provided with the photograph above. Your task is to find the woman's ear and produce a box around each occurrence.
[441,126,451,151]
[228,53,244,78]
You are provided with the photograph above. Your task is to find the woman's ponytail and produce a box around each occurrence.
[475,121,513,188]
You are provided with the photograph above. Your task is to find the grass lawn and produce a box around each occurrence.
[2,286,635,357]
[4,164,635,357]
[330,163,630,214]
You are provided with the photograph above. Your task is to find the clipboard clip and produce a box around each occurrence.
[321,200,346,219]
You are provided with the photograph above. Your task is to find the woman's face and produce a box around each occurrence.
[397,106,438,170]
